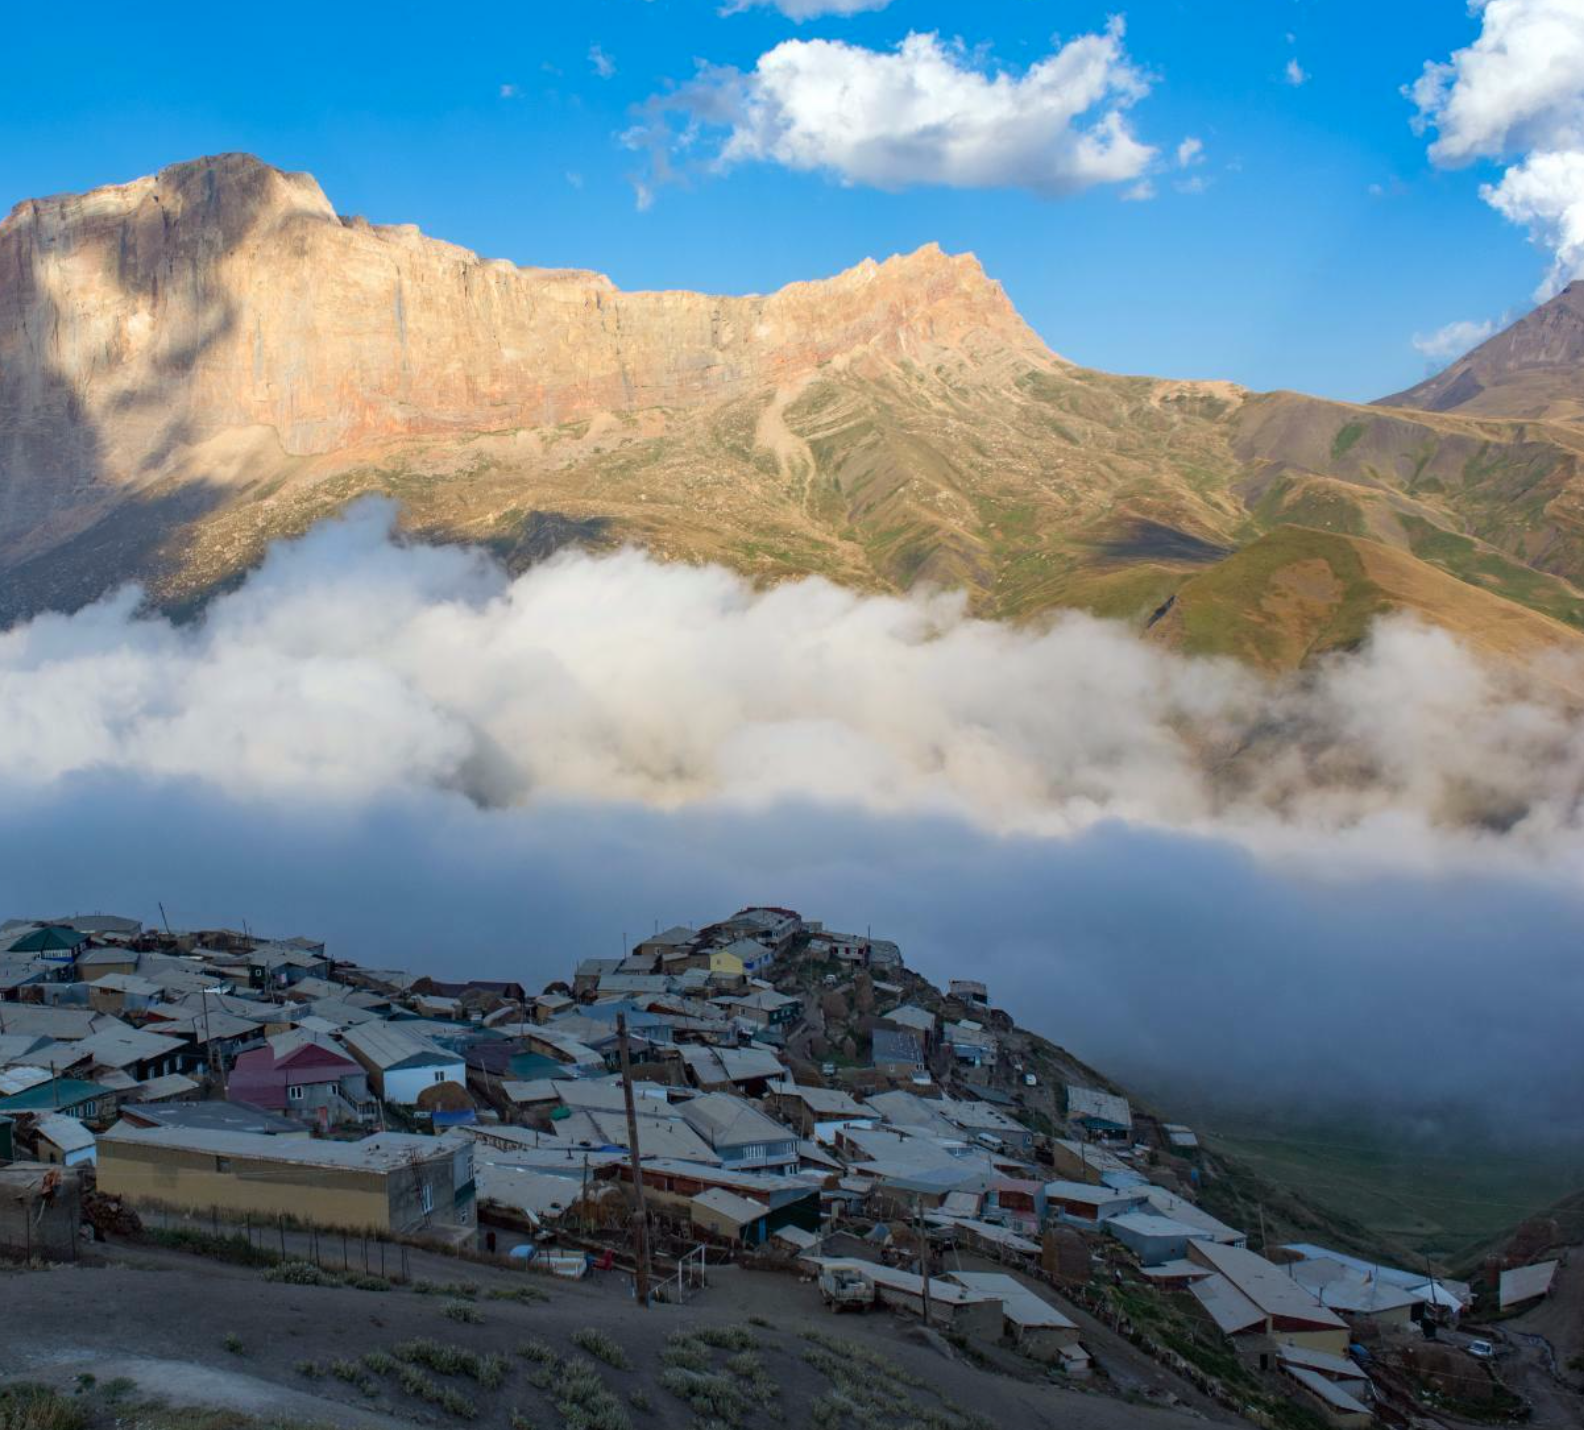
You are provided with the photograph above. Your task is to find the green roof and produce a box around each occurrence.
[0,1078,110,1112]
[9,925,86,953]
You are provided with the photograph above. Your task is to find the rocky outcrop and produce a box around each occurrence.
[0,153,1045,560]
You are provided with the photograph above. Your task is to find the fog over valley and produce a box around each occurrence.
[3,503,1581,1140]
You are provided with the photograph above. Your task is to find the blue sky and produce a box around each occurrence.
[0,1,1554,400]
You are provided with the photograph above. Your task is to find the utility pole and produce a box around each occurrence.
[617,1014,652,1307]
[914,1197,932,1328]
[1257,1203,1269,1256]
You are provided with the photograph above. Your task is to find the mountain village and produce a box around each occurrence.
[0,907,1572,1430]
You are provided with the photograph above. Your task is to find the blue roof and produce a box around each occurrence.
[0,1078,110,1113]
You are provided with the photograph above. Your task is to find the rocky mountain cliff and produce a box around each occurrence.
[7,153,1584,671]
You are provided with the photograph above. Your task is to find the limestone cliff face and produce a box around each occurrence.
[7,153,1584,669]
[0,153,1045,558]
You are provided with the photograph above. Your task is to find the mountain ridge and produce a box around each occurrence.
[8,152,1584,673]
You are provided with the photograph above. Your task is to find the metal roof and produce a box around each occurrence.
[100,1124,463,1171]
[1499,1260,1558,1309]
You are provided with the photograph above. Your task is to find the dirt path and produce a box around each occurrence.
[1,1251,1231,1430]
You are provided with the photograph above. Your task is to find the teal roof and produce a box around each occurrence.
[0,1078,110,1112]
[509,1051,566,1079]
[9,925,86,953]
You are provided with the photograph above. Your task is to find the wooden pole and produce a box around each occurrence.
[915,1197,932,1328]
[616,1014,652,1307]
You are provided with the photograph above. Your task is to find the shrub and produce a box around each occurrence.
[414,1279,480,1299]
[393,1339,508,1387]
[145,1227,279,1268]
[363,1351,397,1376]
[294,1362,323,1379]
[486,1283,548,1304]
[329,1361,378,1397]
[660,1334,710,1373]
[629,1389,652,1412]
[659,1368,762,1427]
[264,1260,338,1286]
[552,1359,632,1430]
[396,1364,476,1417]
[0,1384,91,1430]
[570,1328,630,1369]
[695,1326,757,1352]
[508,1415,537,1430]
[222,1333,244,1356]
[442,1302,483,1324]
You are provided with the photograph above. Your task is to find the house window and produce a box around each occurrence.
[420,1182,434,1215]
[287,1085,305,1102]
[434,1071,447,1083]
[215,1157,232,1173]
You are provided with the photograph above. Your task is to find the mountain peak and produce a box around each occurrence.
[1380,282,1584,422]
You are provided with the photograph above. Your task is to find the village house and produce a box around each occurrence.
[97,1125,477,1241]
[30,1113,96,1168]
[227,1031,376,1126]
[870,1028,927,1078]
[766,1082,869,1140]
[83,973,163,1015]
[619,1158,821,1237]
[342,1022,466,1105]
[1066,1085,1133,1142]
[1187,1240,1351,1359]
[678,1092,800,1175]
[942,1272,1082,1364]
[1044,1179,1149,1226]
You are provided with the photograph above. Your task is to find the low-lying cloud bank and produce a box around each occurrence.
[2,503,1582,1137]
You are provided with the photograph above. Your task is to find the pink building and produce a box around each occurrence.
[228,1033,375,1128]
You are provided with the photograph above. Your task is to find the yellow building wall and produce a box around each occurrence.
[709,951,743,976]
[1271,1327,1352,1357]
[98,1142,392,1231]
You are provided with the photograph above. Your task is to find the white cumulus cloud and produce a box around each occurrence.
[722,0,892,17]
[1285,57,1308,87]
[1410,0,1584,296]
[1411,315,1497,365]
[626,22,1157,203]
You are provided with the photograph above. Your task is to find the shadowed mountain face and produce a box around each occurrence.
[1381,284,1584,423]
[6,152,1584,671]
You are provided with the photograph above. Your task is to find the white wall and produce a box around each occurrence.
[384,1060,466,1106]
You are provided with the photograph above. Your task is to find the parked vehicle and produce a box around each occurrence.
[1466,1340,1495,1359]
[819,1264,875,1311]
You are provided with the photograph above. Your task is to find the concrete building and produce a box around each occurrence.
[942,1272,1081,1362]
[97,1125,477,1240]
